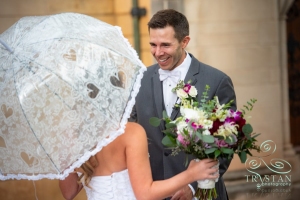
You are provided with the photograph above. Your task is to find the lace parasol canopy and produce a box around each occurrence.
[0,12,146,180]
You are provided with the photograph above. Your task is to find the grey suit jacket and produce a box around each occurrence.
[130,54,236,200]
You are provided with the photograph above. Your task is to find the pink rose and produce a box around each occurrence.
[177,134,190,147]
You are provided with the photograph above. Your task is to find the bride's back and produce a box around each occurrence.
[93,123,135,176]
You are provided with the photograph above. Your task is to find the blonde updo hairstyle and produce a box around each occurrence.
[77,156,98,187]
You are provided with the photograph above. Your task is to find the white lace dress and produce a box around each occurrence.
[83,169,136,200]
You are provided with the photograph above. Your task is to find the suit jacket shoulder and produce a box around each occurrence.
[188,53,230,80]
[187,53,236,109]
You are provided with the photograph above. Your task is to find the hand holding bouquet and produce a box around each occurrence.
[150,80,261,200]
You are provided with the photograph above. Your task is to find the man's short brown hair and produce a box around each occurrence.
[147,9,189,42]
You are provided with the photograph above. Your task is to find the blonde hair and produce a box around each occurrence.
[78,156,98,187]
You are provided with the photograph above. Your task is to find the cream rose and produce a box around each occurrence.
[176,88,188,99]
[188,86,197,97]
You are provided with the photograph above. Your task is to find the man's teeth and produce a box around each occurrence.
[159,58,167,62]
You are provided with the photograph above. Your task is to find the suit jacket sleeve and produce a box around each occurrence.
[128,104,137,122]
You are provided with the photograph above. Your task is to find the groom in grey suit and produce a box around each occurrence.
[130,9,236,200]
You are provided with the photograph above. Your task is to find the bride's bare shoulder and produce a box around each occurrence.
[124,122,146,139]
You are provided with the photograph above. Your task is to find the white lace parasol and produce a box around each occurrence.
[0,13,146,180]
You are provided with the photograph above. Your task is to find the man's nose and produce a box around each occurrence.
[154,47,164,56]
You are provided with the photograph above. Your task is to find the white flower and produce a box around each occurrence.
[215,109,227,122]
[213,97,229,121]
[201,119,213,129]
[180,107,200,121]
[202,129,211,135]
[214,122,238,138]
[223,122,238,135]
[176,88,188,99]
[188,86,197,97]
[176,120,188,133]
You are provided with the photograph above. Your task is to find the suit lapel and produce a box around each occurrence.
[152,65,164,120]
[170,54,199,120]
[184,54,199,84]
[152,66,166,131]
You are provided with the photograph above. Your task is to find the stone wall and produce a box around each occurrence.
[0,0,152,66]
[185,0,286,170]
[181,0,299,199]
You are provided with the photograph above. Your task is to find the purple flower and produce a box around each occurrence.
[204,143,212,149]
[183,84,191,93]
[191,122,198,130]
[209,119,223,134]
[224,117,235,124]
[215,138,229,148]
[230,110,242,122]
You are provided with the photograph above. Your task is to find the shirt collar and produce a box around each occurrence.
[172,51,191,80]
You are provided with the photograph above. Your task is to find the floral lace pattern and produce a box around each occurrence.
[0,13,146,180]
[84,169,136,200]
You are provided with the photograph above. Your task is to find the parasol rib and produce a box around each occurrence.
[0,38,14,53]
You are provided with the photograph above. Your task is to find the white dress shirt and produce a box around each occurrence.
[160,52,191,117]
[159,52,197,198]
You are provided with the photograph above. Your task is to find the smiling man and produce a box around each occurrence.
[149,24,189,71]
[130,9,236,200]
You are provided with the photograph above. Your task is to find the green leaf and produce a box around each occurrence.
[243,105,249,111]
[165,122,177,129]
[149,117,161,127]
[252,133,261,138]
[225,135,236,145]
[220,147,234,155]
[185,156,189,167]
[205,147,217,154]
[210,143,218,148]
[214,149,221,158]
[239,151,247,163]
[162,129,172,135]
[242,124,253,134]
[202,135,215,143]
[162,110,168,119]
[214,135,224,140]
[195,131,203,140]
[246,149,253,156]
[245,140,252,148]
[241,109,246,115]
[244,132,251,140]
[162,136,176,147]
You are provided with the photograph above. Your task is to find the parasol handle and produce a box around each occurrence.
[0,38,13,53]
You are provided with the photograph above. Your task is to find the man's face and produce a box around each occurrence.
[149,26,190,71]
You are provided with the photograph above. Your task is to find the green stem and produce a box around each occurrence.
[194,188,217,200]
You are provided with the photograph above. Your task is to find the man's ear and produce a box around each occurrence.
[181,36,190,49]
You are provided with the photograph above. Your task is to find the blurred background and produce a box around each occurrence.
[1,0,300,199]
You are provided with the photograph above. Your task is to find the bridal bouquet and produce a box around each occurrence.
[150,80,261,200]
